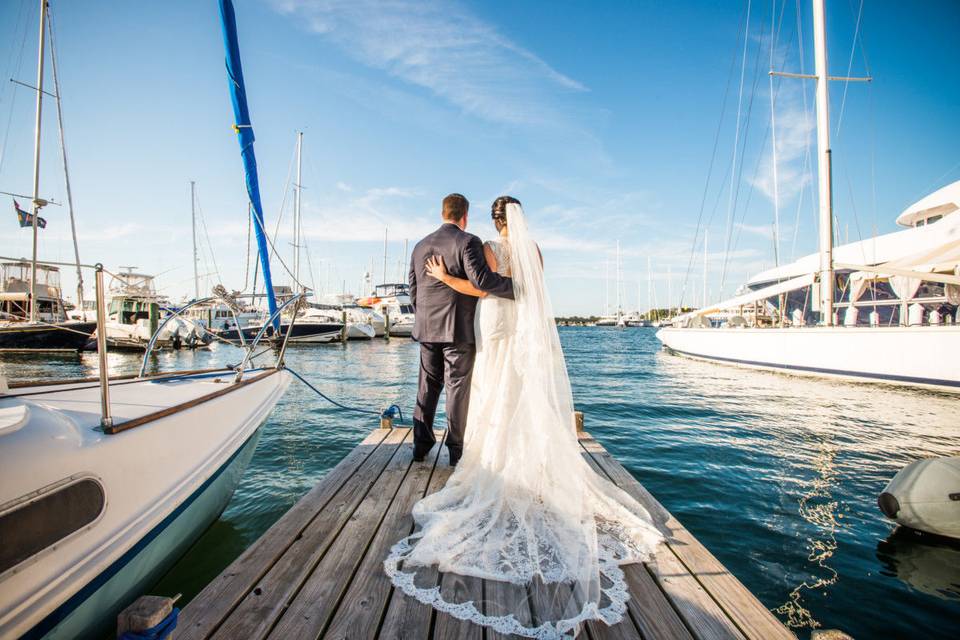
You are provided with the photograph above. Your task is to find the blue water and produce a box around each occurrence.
[3,328,958,639]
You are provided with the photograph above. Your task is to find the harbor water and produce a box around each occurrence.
[3,327,957,639]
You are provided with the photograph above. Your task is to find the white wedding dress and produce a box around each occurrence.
[384,203,663,638]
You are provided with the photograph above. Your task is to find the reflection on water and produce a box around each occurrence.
[2,328,958,638]
[774,435,841,629]
[877,528,960,601]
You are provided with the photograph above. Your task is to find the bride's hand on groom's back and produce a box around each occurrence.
[425,255,448,282]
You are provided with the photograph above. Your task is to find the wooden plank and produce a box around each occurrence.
[377,442,452,640]
[321,435,446,640]
[264,430,417,639]
[179,427,393,640]
[580,436,745,640]
[580,451,694,640]
[432,572,484,640]
[207,428,411,640]
[485,579,534,640]
[580,434,794,640]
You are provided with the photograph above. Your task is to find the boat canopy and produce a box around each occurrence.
[677,273,815,321]
[748,204,960,287]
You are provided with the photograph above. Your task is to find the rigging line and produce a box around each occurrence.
[46,5,84,309]
[768,0,788,266]
[242,209,252,292]
[720,11,769,291]
[725,11,796,278]
[678,0,749,309]
[0,0,29,106]
[193,184,222,290]
[834,0,864,139]
[791,0,816,262]
[267,138,298,264]
[721,0,753,297]
[0,0,34,177]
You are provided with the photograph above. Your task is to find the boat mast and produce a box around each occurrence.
[702,229,708,309]
[294,131,303,287]
[47,7,83,311]
[769,0,781,268]
[28,0,48,323]
[647,256,653,321]
[191,180,199,299]
[615,240,622,320]
[382,228,388,284]
[812,0,834,325]
[667,265,672,317]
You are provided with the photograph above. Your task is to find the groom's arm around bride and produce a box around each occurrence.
[408,193,513,467]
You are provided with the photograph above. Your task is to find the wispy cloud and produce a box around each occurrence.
[299,184,435,242]
[751,81,815,205]
[270,0,586,126]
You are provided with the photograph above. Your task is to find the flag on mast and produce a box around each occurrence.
[13,200,46,228]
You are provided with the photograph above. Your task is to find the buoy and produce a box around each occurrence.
[878,456,960,539]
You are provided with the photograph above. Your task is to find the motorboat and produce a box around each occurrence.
[359,283,415,337]
[93,269,208,352]
[0,261,95,352]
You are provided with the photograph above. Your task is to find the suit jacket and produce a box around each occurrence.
[409,223,514,344]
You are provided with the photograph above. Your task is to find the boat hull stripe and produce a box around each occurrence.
[667,347,960,388]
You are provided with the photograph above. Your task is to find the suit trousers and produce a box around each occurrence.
[413,342,477,459]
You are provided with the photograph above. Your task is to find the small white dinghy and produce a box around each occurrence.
[878,457,960,539]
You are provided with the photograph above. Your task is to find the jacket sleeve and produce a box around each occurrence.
[408,251,417,312]
[462,235,514,299]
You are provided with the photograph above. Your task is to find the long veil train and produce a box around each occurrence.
[384,203,663,638]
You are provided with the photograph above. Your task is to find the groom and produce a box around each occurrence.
[409,193,514,466]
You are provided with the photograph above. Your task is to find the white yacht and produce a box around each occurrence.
[99,269,206,351]
[359,284,415,337]
[657,2,959,393]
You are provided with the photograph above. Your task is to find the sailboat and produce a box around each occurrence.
[0,0,95,352]
[0,2,292,637]
[657,0,960,392]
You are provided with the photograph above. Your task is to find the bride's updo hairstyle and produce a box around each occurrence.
[491,195,521,232]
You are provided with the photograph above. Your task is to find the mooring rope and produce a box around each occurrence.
[286,367,404,424]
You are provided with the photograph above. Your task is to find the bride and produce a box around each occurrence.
[384,197,663,638]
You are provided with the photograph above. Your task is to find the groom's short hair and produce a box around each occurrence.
[442,193,469,222]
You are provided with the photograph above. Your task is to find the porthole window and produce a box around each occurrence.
[0,478,105,574]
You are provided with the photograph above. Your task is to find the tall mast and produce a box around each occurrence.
[615,240,622,318]
[703,229,708,308]
[28,0,48,323]
[667,265,672,316]
[293,131,303,286]
[47,8,83,310]
[769,0,781,267]
[812,0,834,325]
[191,180,199,299]
[647,256,652,319]
[382,228,388,284]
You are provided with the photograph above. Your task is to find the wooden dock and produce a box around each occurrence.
[178,427,795,640]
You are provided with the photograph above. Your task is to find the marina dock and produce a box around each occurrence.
[177,426,795,640]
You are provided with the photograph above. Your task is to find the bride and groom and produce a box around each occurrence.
[384,193,662,638]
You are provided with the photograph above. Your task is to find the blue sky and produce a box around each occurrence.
[1,0,958,315]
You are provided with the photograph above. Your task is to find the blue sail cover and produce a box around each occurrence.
[218,0,279,329]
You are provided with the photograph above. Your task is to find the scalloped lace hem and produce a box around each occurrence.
[383,534,633,639]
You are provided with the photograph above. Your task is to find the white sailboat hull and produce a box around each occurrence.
[0,369,290,639]
[657,326,960,392]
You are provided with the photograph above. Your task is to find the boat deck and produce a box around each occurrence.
[178,427,795,640]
